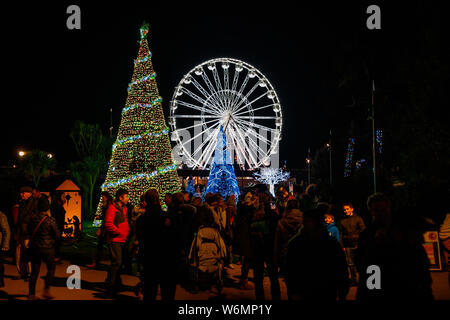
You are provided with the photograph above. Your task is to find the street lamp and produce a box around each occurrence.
[18,151,26,157]
[306,158,311,185]
[48,153,53,158]
[326,131,332,185]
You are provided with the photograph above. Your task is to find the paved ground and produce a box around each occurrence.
[1,256,449,300]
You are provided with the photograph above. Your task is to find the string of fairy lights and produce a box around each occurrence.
[111,126,169,151]
[127,73,157,91]
[344,137,355,177]
[101,163,178,189]
[376,129,383,154]
[121,97,162,114]
[95,22,181,217]
[134,52,152,65]
[345,129,383,176]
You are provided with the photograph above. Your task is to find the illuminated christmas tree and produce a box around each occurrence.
[95,22,181,216]
[204,126,240,202]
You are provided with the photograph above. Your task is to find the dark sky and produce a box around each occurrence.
[1,2,439,170]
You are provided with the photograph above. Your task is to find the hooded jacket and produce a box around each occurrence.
[26,212,60,250]
[326,222,340,243]
[104,201,130,243]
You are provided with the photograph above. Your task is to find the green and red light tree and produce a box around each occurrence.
[95,22,181,216]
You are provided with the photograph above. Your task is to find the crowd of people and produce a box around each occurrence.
[84,183,444,301]
[0,182,449,301]
[0,186,66,299]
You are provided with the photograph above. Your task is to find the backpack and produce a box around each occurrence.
[189,226,224,274]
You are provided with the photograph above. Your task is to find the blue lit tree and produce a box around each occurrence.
[186,176,195,196]
[204,126,240,201]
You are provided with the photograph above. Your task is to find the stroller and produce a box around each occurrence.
[188,225,227,295]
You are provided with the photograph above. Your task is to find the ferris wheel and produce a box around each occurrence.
[169,58,282,170]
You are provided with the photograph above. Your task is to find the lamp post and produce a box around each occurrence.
[326,132,332,185]
[109,108,113,137]
[371,80,377,193]
[306,147,311,185]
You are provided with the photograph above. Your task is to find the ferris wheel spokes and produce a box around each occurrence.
[200,69,228,112]
[234,103,278,116]
[191,121,222,159]
[233,91,268,115]
[230,73,250,111]
[189,76,224,114]
[180,86,224,115]
[228,125,254,169]
[231,122,259,168]
[175,100,220,116]
[200,128,221,169]
[232,121,270,160]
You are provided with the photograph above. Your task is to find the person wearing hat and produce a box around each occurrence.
[25,195,60,300]
[14,186,37,281]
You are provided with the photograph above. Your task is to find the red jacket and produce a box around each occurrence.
[104,201,130,243]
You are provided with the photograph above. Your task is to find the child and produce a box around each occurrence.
[324,213,340,243]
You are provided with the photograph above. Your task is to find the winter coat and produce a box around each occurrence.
[170,203,197,254]
[189,225,227,273]
[26,212,60,250]
[18,197,37,238]
[274,208,303,263]
[145,204,182,276]
[104,202,130,243]
[340,214,366,247]
[326,222,340,243]
[233,202,255,257]
[204,203,227,232]
[0,211,11,251]
[286,228,349,301]
[250,205,279,266]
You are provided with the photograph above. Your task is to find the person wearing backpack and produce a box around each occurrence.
[188,205,227,294]
[25,195,60,300]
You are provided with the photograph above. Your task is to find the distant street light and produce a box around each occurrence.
[306,147,311,185]
[48,153,53,158]
[18,151,26,157]
[327,130,332,185]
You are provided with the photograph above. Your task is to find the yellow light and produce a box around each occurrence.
[18,151,26,157]
[48,153,53,158]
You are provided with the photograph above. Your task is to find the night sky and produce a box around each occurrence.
[1,2,442,170]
